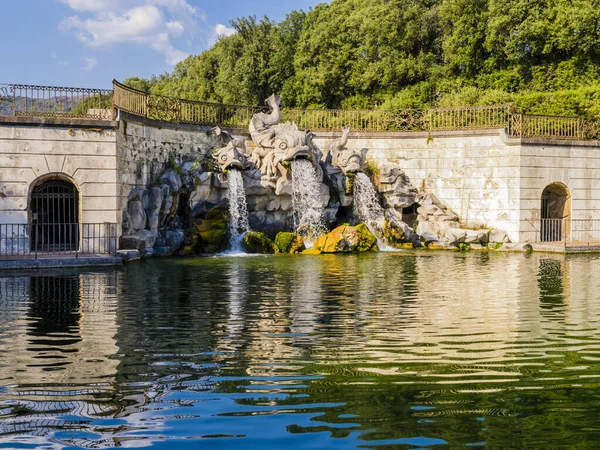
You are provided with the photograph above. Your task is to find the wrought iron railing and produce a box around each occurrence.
[509,114,592,140]
[2,80,600,140]
[0,83,113,119]
[113,82,600,139]
[536,218,600,244]
[112,80,264,127]
[0,223,118,258]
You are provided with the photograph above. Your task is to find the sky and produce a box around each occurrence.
[0,0,325,89]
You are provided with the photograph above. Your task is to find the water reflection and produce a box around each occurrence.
[0,253,600,448]
[538,258,567,313]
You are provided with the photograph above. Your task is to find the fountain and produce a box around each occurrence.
[353,172,386,240]
[291,159,326,240]
[226,169,250,251]
[210,131,252,252]
[120,94,470,256]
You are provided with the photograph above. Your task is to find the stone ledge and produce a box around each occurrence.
[119,111,221,134]
[313,128,506,139]
[501,130,600,147]
[0,115,117,128]
[0,255,123,270]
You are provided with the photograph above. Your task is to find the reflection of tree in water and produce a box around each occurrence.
[28,276,82,339]
[537,259,565,313]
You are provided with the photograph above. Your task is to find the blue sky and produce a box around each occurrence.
[0,0,325,89]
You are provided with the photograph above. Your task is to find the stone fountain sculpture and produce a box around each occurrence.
[209,127,249,172]
[248,94,322,187]
[323,126,364,175]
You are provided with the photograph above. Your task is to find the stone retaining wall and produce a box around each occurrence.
[0,119,118,225]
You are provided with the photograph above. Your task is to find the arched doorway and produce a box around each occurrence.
[30,178,79,252]
[540,183,570,242]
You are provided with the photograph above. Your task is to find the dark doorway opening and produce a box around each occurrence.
[540,183,570,242]
[30,179,79,252]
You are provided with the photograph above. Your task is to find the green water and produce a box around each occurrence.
[1,251,600,448]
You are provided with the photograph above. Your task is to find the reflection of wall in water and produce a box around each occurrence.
[402,254,523,356]
[0,271,121,441]
[0,272,119,387]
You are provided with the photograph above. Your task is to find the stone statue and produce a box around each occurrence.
[324,127,364,174]
[209,126,249,172]
[212,139,249,172]
[248,94,319,181]
[249,94,281,148]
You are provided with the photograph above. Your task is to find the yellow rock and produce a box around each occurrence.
[302,248,322,255]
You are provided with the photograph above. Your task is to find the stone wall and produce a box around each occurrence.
[4,114,600,248]
[518,138,600,242]
[115,114,242,223]
[0,120,118,225]
[315,130,600,244]
[314,129,522,242]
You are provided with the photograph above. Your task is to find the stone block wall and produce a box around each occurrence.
[0,122,119,225]
[4,114,600,248]
[314,130,522,242]
[518,139,600,242]
[115,115,247,225]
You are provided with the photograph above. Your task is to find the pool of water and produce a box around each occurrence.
[1,251,600,448]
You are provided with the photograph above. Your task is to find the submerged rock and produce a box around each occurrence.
[275,232,306,254]
[313,225,378,253]
[242,232,279,254]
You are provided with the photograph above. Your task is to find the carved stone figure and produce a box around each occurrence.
[324,127,364,174]
[249,94,281,147]
[212,140,249,172]
[248,94,319,181]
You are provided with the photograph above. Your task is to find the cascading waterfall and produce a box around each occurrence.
[353,172,387,240]
[226,169,250,251]
[291,159,326,240]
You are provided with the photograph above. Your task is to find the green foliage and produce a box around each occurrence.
[72,93,112,115]
[123,77,155,93]
[130,0,600,118]
[458,243,471,252]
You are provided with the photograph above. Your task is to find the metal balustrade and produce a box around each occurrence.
[0,223,118,258]
[536,218,600,244]
[0,83,113,119]
[2,80,600,140]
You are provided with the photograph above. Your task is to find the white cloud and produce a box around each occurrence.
[205,23,236,47]
[214,24,236,38]
[58,0,202,65]
[166,20,185,38]
[81,56,98,70]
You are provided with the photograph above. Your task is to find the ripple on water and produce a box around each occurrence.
[1,252,600,448]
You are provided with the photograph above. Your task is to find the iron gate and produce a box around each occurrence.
[30,180,79,252]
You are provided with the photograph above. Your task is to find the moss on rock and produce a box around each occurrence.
[355,224,378,251]
[275,232,306,254]
[242,232,280,254]
[199,229,228,254]
[196,219,228,233]
[302,248,322,255]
